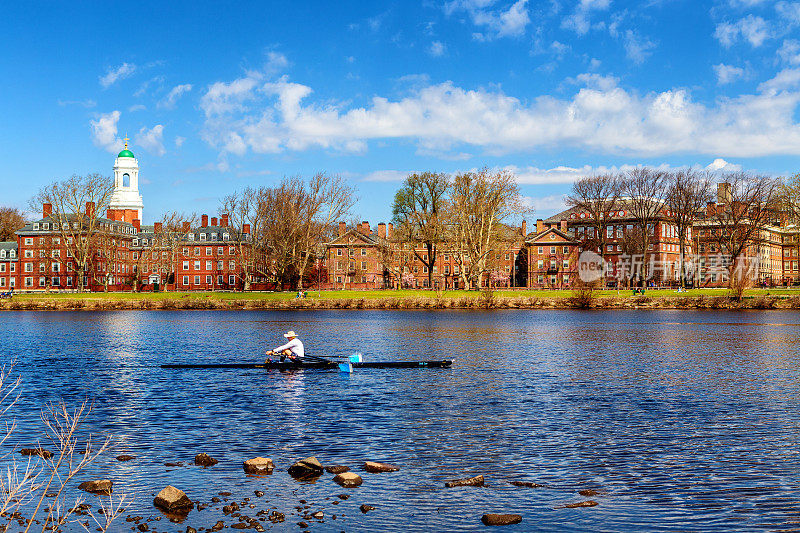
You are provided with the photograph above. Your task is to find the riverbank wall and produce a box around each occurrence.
[2,294,799,310]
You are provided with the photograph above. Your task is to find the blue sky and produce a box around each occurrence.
[2,0,800,223]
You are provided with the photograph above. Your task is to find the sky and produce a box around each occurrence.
[2,0,800,224]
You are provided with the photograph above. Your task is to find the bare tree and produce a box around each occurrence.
[448,168,527,289]
[621,167,669,280]
[152,212,197,290]
[666,170,713,288]
[32,174,115,291]
[706,172,782,298]
[391,172,449,288]
[566,174,621,281]
[293,173,355,290]
[221,187,269,291]
[0,207,25,242]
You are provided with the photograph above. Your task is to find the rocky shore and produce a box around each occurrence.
[1,293,799,311]
[3,450,608,531]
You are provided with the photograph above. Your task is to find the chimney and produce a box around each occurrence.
[221,214,229,227]
[133,219,141,231]
[560,220,567,232]
[85,201,95,219]
[43,203,52,218]
[211,217,218,227]
[201,214,209,227]
[362,221,370,235]
[106,209,114,220]
[154,222,163,233]
[387,222,393,239]
[717,183,732,204]
[521,220,527,236]
[182,221,191,232]
[536,219,544,233]
[377,223,386,239]
[706,202,716,217]
[339,221,346,237]
[242,223,251,234]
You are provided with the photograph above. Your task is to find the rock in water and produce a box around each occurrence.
[210,521,224,532]
[445,475,484,488]
[333,472,363,488]
[78,480,113,495]
[116,454,136,461]
[509,481,545,488]
[359,504,376,514]
[288,456,323,479]
[153,486,193,511]
[578,489,602,497]
[325,465,350,474]
[186,528,197,533]
[243,457,274,475]
[195,453,218,467]
[20,448,53,459]
[563,501,598,508]
[481,514,522,526]
[363,461,399,473]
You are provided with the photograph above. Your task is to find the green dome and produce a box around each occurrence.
[117,149,135,158]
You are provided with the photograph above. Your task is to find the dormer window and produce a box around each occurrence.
[0,251,5,258]
[43,223,49,230]
[188,234,195,241]
[200,233,207,241]
[33,223,39,230]
[133,239,139,246]
[223,233,230,241]
[9,251,15,258]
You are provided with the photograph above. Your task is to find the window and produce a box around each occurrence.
[52,277,59,286]
[217,261,223,270]
[0,278,5,287]
[24,250,33,258]
[563,260,569,269]
[229,246,235,254]
[39,277,45,287]
[194,247,201,256]
[229,261,235,269]
[194,275,200,285]
[25,263,33,273]
[206,275,212,284]
[43,223,49,230]
[223,233,230,241]
[537,259,544,269]
[0,264,4,273]
[229,275,236,285]
[66,277,72,286]
[206,247,212,255]
[33,223,39,230]
[538,246,543,254]
[194,260,200,270]
[206,261,212,270]
[25,277,32,287]
[361,249,367,256]
[454,265,459,274]
[199,233,206,241]
[348,249,354,256]
[52,262,60,272]
[361,261,367,269]
[444,265,450,274]
[25,238,32,245]
[217,247,224,255]
[183,276,189,285]
[182,261,189,270]
[550,246,556,254]
[337,249,342,256]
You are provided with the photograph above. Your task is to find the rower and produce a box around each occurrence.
[266,330,305,362]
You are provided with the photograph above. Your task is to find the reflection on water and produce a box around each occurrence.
[1,310,800,531]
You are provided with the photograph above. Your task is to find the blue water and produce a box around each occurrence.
[2,310,800,532]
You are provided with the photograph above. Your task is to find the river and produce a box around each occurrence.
[1,310,800,532]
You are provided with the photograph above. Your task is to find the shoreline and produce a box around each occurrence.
[2,294,799,310]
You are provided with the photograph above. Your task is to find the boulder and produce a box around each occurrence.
[445,475,484,488]
[153,486,193,511]
[360,504,376,514]
[481,514,522,526]
[288,456,323,479]
[78,479,112,495]
[116,454,136,461]
[333,472,363,488]
[563,500,598,508]
[186,528,197,533]
[195,453,218,467]
[210,521,224,532]
[20,448,53,459]
[325,465,350,474]
[578,489,602,497]
[509,481,545,488]
[243,457,274,475]
[253,491,264,498]
[363,461,399,473]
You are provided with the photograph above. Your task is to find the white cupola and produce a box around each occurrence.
[109,136,144,220]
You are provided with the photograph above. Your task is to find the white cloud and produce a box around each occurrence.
[100,63,136,88]
[777,1,800,25]
[727,0,770,6]
[199,70,800,159]
[129,104,146,112]
[714,15,770,47]
[713,63,747,84]
[561,0,611,35]
[520,194,567,215]
[706,158,742,172]
[175,136,186,147]
[778,39,800,65]
[758,67,800,93]
[363,170,413,182]
[429,41,447,57]
[623,30,656,64]
[58,99,96,108]
[446,0,530,39]
[158,84,193,109]
[135,124,166,156]
[90,111,123,153]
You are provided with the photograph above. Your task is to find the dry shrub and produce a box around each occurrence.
[569,280,599,309]
[750,296,777,309]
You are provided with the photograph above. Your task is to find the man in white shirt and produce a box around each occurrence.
[266,331,305,361]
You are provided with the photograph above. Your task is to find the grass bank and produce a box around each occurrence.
[2,288,800,310]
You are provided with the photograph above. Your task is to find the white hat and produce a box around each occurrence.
[284,330,297,338]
